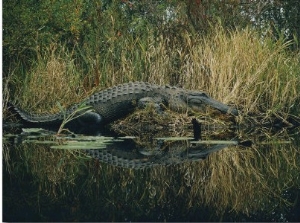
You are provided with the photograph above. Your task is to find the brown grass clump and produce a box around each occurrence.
[175,27,299,117]
[8,44,92,113]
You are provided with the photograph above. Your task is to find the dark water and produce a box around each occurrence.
[3,125,300,222]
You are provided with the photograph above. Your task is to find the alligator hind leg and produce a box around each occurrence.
[64,112,112,135]
[77,111,102,126]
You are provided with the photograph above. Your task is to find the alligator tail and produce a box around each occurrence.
[8,102,63,125]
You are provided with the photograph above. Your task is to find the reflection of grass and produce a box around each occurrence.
[3,131,300,220]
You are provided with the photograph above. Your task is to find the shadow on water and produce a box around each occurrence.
[3,124,300,222]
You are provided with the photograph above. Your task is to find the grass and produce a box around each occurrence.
[4,26,299,123]
[5,44,86,114]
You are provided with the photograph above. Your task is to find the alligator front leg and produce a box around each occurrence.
[138,97,165,114]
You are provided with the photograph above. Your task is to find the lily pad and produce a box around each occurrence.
[22,128,54,135]
[118,136,137,139]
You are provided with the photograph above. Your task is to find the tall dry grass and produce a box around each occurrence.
[8,44,88,113]
[7,26,299,118]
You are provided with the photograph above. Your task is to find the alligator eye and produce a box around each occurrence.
[198,92,208,98]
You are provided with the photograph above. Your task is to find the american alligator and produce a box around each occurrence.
[10,82,238,130]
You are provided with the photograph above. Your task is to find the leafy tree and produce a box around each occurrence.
[3,0,86,74]
[234,0,300,50]
[3,0,299,77]
[258,0,300,49]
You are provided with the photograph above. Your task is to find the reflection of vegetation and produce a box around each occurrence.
[3,130,300,221]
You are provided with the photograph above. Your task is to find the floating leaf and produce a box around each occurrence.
[51,144,107,150]
[22,128,48,133]
[155,137,194,141]
[119,136,136,139]
[190,140,238,145]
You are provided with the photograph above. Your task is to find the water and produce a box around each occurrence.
[3,125,300,221]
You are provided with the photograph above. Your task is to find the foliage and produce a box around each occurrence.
[3,0,300,118]
[185,0,251,33]
[3,0,86,74]
[6,0,300,76]
[249,0,300,50]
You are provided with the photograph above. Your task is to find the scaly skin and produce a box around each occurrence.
[11,82,238,127]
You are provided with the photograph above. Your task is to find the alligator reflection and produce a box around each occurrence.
[4,127,239,169]
[3,127,300,222]
[85,138,236,169]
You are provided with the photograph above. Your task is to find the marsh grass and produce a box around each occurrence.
[6,26,299,121]
[184,28,299,117]
[9,44,89,113]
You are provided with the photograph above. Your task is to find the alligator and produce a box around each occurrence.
[10,82,238,130]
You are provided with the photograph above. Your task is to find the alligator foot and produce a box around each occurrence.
[138,97,165,114]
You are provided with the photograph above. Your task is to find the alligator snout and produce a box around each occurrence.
[187,93,238,116]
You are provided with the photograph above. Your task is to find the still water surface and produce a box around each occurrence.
[3,125,300,221]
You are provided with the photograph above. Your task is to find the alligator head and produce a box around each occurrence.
[184,91,238,116]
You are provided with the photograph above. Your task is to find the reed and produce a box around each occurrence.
[8,44,88,113]
[6,26,299,119]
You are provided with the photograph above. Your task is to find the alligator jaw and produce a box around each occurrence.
[187,93,238,116]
